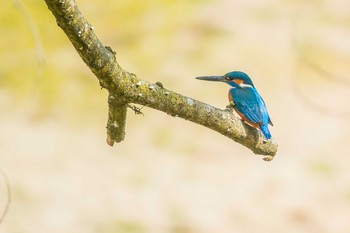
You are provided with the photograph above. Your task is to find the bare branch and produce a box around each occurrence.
[106,95,127,146]
[44,0,278,160]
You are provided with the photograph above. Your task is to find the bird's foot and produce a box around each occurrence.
[225,103,234,112]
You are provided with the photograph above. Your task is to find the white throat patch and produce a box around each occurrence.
[240,84,254,88]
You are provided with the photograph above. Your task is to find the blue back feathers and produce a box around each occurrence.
[226,72,272,139]
[195,70,273,140]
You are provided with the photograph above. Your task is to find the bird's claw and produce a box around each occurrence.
[225,103,234,112]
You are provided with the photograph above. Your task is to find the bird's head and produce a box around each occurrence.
[196,71,255,88]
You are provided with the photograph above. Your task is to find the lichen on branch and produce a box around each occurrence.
[44,0,278,160]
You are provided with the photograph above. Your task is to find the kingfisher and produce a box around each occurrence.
[196,71,273,140]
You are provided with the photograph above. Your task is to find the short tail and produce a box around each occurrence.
[260,125,271,140]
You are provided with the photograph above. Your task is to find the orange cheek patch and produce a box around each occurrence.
[233,79,243,85]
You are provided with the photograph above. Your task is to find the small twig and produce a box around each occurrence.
[127,104,144,115]
[106,95,127,146]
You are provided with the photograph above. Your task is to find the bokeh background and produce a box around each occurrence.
[1,0,350,232]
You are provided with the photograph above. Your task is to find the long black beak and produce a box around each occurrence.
[195,76,226,82]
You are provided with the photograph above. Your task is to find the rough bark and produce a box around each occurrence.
[44,0,278,161]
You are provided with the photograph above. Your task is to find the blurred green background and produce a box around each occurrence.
[1,0,350,232]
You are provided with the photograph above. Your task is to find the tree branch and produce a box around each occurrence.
[44,0,278,160]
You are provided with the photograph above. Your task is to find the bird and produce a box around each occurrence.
[196,71,273,140]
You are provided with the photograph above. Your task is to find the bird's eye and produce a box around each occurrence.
[224,76,230,80]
